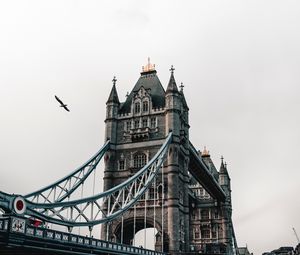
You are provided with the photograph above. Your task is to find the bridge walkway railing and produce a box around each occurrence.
[0,216,166,255]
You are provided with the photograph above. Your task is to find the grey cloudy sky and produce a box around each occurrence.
[1,1,300,254]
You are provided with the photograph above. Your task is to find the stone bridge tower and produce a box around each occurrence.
[102,60,190,253]
[101,60,234,254]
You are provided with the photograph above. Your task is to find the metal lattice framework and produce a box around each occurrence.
[0,133,172,229]
[25,140,110,204]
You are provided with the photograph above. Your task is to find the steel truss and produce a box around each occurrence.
[25,140,110,204]
[0,133,172,230]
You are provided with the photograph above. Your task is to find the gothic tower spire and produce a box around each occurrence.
[106,76,120,104]
[166,65,179,93]
[105,76,119,143]
[219,156,231,196]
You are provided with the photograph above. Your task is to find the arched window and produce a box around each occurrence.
[143,101,149,112]
[133,153,147,168]
[134,102,140,113]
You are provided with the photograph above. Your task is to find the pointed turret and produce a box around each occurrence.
[164,64,186,253]
[106,76,120,104]
[105,76,119,143]
[219,156,231,197]
[179,82,189,110]
[165,65,181,137]
[219,156,228,175]
[166,65,179,93]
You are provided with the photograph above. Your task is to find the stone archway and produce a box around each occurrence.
[114,217,155,245]
[112,216,168,252]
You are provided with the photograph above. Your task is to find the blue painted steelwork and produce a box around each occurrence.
[25,140,110,203]
[0,133,172,228]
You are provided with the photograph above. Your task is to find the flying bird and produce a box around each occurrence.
[55,95,70,112]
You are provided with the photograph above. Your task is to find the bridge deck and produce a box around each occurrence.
[0,216,165,255]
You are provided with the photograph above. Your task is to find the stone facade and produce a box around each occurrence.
[101,61,234,254]
[189,151,234,254]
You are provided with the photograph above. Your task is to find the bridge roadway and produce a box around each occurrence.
[0,216,165,255]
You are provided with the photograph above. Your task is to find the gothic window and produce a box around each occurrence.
[126,121,131,131]
[201,228,210,239]
[143,101,149,112]
[134,119,139,129]
[119,160,125,170]
[149,187,155,199]
[194,228,200,239]
[142,118,148,128]
[192,209,197,220]
[133,153,147,168]
[218,226,223,239]
[214,210,219,219]
[150,117,156,128]
[157,182,167,203]
[119,154,125,170]
[201,209,209,220]
[212,225,217,239]
[134,102,140,114]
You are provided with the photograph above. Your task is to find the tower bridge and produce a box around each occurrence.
[0,61,238,255]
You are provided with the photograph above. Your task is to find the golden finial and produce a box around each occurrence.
[142,57,155,73]
[202,146,210,156]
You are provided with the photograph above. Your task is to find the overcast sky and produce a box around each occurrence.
[1,1,300,254]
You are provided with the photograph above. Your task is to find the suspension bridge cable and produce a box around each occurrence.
[153,177,156,248]
[121,190,125,244]
[144,188,147,248]
[52,186,56,230]
[90,165,97,237]
[133,181,137,246]
[79,174,84,235]
[106,222,109,241]
[121,215,124,244]
[67,181,71,233]
[161,166,164,252]
[106,196,111,241]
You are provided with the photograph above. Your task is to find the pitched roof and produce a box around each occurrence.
[166,72,179,93]
[119,70,165,113]
[219,158,229,175]
[180,90,189,110]
[106,84,120,104]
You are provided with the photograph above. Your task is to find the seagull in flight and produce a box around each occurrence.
[55,95,70,112]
